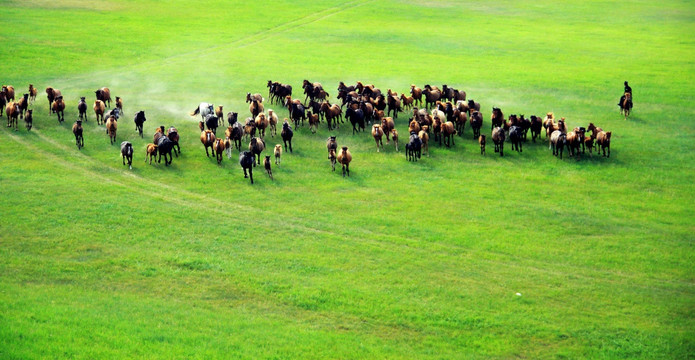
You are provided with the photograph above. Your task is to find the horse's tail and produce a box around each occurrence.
[190,107,200,116]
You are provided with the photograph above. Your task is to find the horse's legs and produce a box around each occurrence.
[289,140,292,153]
[249,168,253,184]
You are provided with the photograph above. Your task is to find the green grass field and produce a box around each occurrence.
[1,0,694,358]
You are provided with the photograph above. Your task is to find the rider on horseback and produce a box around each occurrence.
[618,81,632,106]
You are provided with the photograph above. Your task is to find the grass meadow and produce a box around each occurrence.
[0,0,694,358]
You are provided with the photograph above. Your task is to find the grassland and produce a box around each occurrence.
[0,0,694,358]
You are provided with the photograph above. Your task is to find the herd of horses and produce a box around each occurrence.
[1,79,623,184]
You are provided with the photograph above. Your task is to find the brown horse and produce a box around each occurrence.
[409,119,421,134]
[320,102,342,128]
[492,126,506,156]
[0,90,6,118]
[567,127,586,157]
[432,116,442,144]
[410,85,422,106]
[244,117,256,140]
[547,118,567,135]
[154,125,165,144]
[28,84,37,102]
[17,93,29,119]
[52,96,66,123]
[94,100,105,124]
[597,131,612,157]
[215,105,224,126]
[72,120,84,149]
[167,126,180,157]
[453,109,467,136]
[145,143,158,164]
[213,138,225,164]
[2,85,15,101]
[246,93,263,103]
[24,109,33,131]
[371,124,384,152]
[469,110,483,139]
[479,134,486,155]
[307,111,320,133]
[584,134,595,155]
[491,107,504,130]
[255,113,269,139]
[418,127,429,156]
[423,87,441,109]
[264,155,273,180]
[249,99,264,119]
[249,137,265,166]
[400,93,414,109]
[466,99,481,117]
[105,116,118,144]
[543,112,555,138]
[95,87,111,107]
[5,102,19,130]
[45,87,61,113]
[267,109,278,137]
[440,121,456,147]
[337,146,352,177]
[329,148,337,172]
[387,94,401,118]
[381,117,395,143]
[274,144,282,165]
[200,130,216,157]
[620,92,632,119]
[326,136,337,161]
[227,123,244,151]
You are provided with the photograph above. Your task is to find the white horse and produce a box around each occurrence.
[189,102,214,121]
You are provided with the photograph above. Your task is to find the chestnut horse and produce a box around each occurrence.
[200,130,216,157]
[45,87,61,113]
[619,92,632,119]
[95,87,111,108]
[72,120,84,149]
[52,96,66,123]
[5,102,20,130]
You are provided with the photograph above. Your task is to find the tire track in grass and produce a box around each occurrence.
[53,0,375,85]
[3,127,686,290]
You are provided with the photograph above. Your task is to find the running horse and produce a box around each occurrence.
[619,92,632,119]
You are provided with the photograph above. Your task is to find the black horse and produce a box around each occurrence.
[405,132,422,162]
[509,126,523,153]
[134,110,146,137]
[205,114,218,135]
[230,122,244,151]
[239,151,255,184]
[121,141,134,169]
[227,111,238,126]
[78,97,88,121]
[289,102,306,129]
[157,135,174,166]
[345,108,365,135]
[281,121,293,153]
